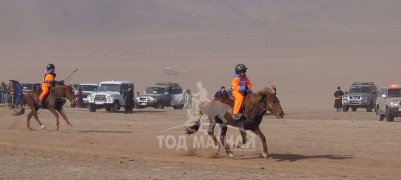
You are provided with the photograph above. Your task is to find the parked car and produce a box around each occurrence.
[376,84,401,122]
[342,82,378,112]
[135,82,184,109]
[88,80,135,112]
[77,83,98,107]
[21,83,41,94]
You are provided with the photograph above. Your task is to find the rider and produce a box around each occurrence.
[39,64,63,106]
[231,64,252,120]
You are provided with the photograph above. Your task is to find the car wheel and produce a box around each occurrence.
[173,104,184,110]
[111,102,120,112]
[342,105,349,112]
[351,107,357,112]
[157,101,164,109]
[385,108,394,122]
[89,104,97,112]
[377,112,385,121]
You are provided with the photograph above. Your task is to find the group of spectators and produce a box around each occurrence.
[0,80,24,108]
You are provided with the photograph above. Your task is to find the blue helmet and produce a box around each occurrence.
[46,64,55,70]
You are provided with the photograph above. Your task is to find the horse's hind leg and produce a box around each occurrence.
[207,118,220,153]
[57,108,72,128]
[219,123,234,158]
[252,127,268,159]
[26,110,34,130]
[48,108,60,130]
[31,106,46,130]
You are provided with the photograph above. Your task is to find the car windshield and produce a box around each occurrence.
[97,84,121,92]
[146,87,164,94]
[349,86,371,93]
[388,89,401,98]
[22,84,34,90]
[80,85,97,91]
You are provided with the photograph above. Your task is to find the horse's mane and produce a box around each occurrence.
[243,86,276,118]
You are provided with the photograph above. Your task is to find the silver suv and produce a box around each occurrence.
[88,80,134,112]
[376,85,401,122]
[342,82,378,112]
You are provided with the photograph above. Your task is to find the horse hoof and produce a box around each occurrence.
[56,126,59,131]
[228,153,235,158]
[27,127,33,131]
[40,125,46,129]
[262,153,268,159]
[213,145,220,152]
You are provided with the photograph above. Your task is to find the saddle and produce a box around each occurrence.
[218,95,252,121]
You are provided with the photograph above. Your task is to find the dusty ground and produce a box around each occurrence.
[1,103,401,179]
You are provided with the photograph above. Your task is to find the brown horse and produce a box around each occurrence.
[186,86,284,158]
[15,85,76,130]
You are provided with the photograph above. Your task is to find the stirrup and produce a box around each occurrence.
[232,113,243,120]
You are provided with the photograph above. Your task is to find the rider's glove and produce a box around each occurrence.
[239,86,246,92]
[57,80,64,85]
[246,90,253,94]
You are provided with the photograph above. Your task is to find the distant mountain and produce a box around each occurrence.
[1,0,400,50]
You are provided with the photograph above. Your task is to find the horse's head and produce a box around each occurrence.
[264,86,284,119]
[63,84,76,106]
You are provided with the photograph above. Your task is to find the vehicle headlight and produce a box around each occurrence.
[342,96,349,100]
[107,96,112,102]
[390,101,400,107]
[149,97,156,101]
[89,95,94,101]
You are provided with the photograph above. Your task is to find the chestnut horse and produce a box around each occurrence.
[14,85,76,130]
[186,86,284,158]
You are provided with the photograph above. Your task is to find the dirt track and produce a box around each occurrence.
[1,104,401,179]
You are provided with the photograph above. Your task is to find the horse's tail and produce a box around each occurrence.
[186,101,209,135]
[186,117,201,135]
[14,96,26,116]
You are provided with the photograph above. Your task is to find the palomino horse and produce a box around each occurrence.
[186,86,284,158]
[15,84,76,130]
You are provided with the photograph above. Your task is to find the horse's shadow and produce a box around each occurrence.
[269,153,354,162]
[239,153,353,162]
[77,130,132,134]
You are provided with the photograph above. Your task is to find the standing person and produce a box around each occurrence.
[184,89,192,109]
[123,87,134,114]
[8,80,17,108]
[3,82,9,104]
[334,86,344,112]
[214,86,229,98]
[15,81,23,108]
[231,64,252,120]
[39,64,62,106]
[75,86,84,108]
[0,82,6,103]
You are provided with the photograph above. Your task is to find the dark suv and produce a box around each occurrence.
[342,82,378,112]
[135,82,184,109]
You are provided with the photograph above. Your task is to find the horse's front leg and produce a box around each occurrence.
[57,108,72,128]
[48,108,60,130]
[252,127,268,159]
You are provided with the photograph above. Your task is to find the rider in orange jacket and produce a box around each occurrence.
[231,64,252,120]
[39,64,62,106]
